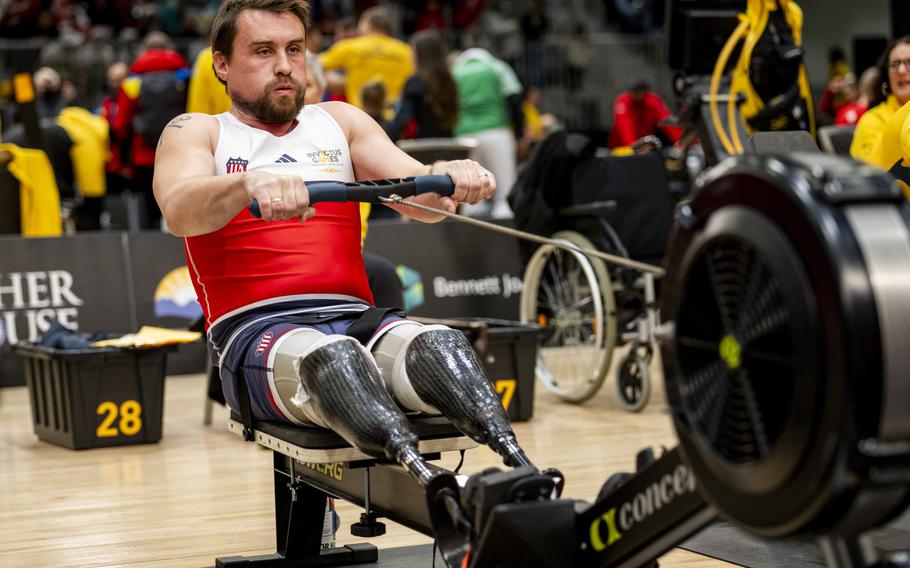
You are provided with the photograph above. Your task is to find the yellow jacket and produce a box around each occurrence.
[56,106,109,198]
[0,143,62,237]
[187,47,232,115]
[320,34,413,109]
[851,96,902,164]
[867,99,910,200]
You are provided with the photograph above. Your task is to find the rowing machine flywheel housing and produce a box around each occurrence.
[660,153,910,538]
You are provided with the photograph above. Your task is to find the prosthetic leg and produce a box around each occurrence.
[372,323,533,468]
[271,330,437,485]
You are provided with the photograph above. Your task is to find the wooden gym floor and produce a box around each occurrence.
[0,350,733,567]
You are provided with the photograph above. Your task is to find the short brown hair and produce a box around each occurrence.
[360,6,391,35]
[211,0,311,61]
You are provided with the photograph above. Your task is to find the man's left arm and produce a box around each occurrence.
[322,102,494,222]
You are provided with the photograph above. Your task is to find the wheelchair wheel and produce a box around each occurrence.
[520,230,618,403]
[615,343,652,412]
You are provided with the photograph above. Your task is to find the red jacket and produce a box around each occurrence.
[99,95,123,173]
[112,49,188,168]
[835,101,867,126]
[608,91,682,148]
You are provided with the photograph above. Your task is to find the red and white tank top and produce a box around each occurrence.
[185,105,373,330]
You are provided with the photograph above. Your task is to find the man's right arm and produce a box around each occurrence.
[153,113,313,237]
[152,113,248,236]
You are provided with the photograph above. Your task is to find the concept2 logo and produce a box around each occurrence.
[588,464,697,551]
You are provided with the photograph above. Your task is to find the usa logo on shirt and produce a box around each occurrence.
[226,157,249,173]
[255,331,274,357]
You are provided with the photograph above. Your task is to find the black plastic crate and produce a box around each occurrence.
[421,318,543,422]
[12,343,174,450]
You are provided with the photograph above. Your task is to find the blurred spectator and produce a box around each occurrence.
[459,22,492,53]
[819,46,855,121]
[517,85,560,162]
[34,67,65,119]
[5,107,109,231]
[334,16,359,41]
[98,61,130,195]
[306,25,324,54]
[183,0,220,37]
[453,0,486,30]
[484,1,523,70]
[828,46,852,81]
[311,0,349,36]
[72,26,117,109]
[608,81,681,149]
[566,23,592,91]
[305,50,328,105]
[416,0,446,31]
[851,37,910,163]
[521,0,548,87]
[320,6,414,110]
[819,73,856,119]
[361,80,388,127]
[4,120,75,203]
[112,31,189,230]
[614,0,656,34]
[56,107,110,230]
[187,46,232,114]
[0,0,53,37]
[386,30,458,141]
[452,47,524,218]
[836,67,879,126]
[60,79,79,107]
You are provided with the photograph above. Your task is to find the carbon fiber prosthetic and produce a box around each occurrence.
[405,329,533,468]
[296,338,437,484]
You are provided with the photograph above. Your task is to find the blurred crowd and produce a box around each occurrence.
[13,0,901,237]
[0,1,594,232]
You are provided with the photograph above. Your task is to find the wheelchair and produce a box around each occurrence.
[517,146,675,411]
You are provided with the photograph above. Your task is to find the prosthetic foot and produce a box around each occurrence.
[294,335,437,485]
[374,324,533,469]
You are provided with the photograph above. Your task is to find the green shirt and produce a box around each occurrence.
[452,50,522,136]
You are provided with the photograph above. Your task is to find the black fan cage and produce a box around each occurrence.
[675,236,797,466]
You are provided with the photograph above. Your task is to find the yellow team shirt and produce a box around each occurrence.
[851,96,902,164]
[320,34,413,109]
[56,106,110,198]
[0,143,62,237]
[523,101,543,140]
[868,99,910,200]
[187,47,233,115]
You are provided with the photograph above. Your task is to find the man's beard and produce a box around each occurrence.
[232,78,305,123]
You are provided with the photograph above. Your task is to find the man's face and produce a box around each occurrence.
[215,9,308,123]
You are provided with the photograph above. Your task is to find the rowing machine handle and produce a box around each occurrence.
[248,175,455,218]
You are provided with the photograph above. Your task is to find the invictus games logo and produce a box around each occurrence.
[154,267,202,321]
[307,148,343,165]
[226,157,248,173]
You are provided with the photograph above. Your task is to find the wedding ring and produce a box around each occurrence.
[271,197,283,203]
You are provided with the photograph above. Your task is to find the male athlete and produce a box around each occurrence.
[153,0,531,483]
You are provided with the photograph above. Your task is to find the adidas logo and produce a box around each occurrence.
[275,154,297,163]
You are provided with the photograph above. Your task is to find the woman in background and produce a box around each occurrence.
[386,30,458,141]
[851,37,910,162]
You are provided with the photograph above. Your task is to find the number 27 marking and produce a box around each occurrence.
[495,379,516,411]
